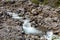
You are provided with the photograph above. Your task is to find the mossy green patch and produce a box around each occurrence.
[31,0,60,7]
[31,0,39,4]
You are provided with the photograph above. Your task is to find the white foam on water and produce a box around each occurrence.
[46,31,53,40]
[22,19,42,35]
[7,12,23,19]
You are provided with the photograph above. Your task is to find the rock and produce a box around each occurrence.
[17,8,24,13]
[0,26,5,29]
[37,7,42,12]
[31,9,38,15]
[43,5,51,10]
[18,0,28,2]
[51,8,55,11]
[2,0,16,4]
[55,8,60,13]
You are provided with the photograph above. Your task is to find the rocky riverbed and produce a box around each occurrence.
[0,0,60,40]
